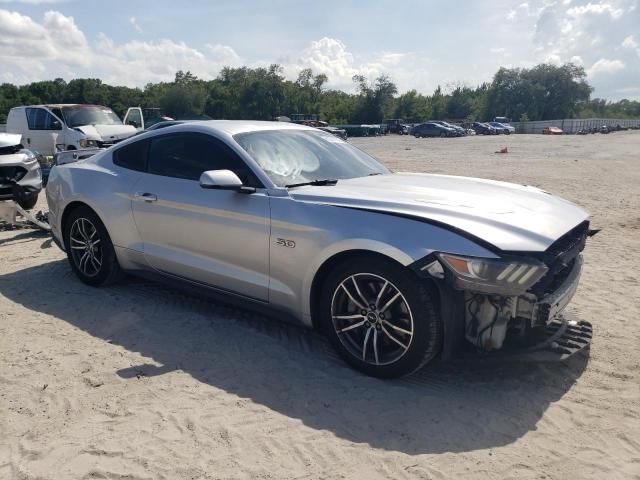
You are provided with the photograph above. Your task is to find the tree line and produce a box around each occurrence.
[1,63,638,125]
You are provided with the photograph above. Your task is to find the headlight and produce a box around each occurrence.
[79,139,98,148]
[437,253,548,295]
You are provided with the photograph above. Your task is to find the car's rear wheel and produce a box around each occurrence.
[320,256,442,378]
[64,206,123,287]
[439,132,446,138]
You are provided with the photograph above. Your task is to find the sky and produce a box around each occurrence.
[0,0,638,100]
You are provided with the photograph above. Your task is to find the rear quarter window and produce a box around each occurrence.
[113,139,149,172]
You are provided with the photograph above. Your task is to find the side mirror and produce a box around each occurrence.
[52,120,62,130]
[200,170,254,193]
[128,120,140,128]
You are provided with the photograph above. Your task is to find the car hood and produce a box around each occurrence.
[0,133,22,148]
[289,173,589,252]
[75,124,137,141]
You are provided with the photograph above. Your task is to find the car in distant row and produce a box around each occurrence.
[412,122,459,138]
[543,126,564,135]
[431,121,466,136]
[318,126,348,141]
[471,122,498,135]
[384,119,411,135]
[488,122,515,134]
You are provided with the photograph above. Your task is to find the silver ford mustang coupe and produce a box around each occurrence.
[46,121,592,377]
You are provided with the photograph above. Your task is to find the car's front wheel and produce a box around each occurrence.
[320,256,442,378]
[64,206,123,287]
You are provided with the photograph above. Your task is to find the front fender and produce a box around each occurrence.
[268,196,497,325]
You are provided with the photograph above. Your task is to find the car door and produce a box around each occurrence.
[425,124,436,137]
[123,107,144,131]
[24,107,62,155]
[130,132,270,301]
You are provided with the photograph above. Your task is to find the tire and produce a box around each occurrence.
[319,256,442,378]
[63,206,123,287]
[17,193,38,210]
[440,132,446,138]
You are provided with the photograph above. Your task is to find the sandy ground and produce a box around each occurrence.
[1,132,639,480]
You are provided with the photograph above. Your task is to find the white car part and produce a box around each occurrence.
[0,200,50,231]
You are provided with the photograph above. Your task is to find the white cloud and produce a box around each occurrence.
[622,35,637,49]
[566,2,624,19]
[297,37,357,89]
[0,9,90,66]
[507,2,534,21]
[528,0,639,98]
[129,16,142,34]
[94,34,242,85]
[570,55,584,65]
[587,58,625,75]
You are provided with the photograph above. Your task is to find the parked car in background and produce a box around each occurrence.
[6,104,136,156]
[384,119,410,135]
[471,122,497,135]
[488,122,515,134]
[46,120,593,378]
[599,125,610,134]
[493,116,511,124]
[413,122,457,138]
[543,126,564,135]
[0,133,42,209]
[431,121,466,136]
[318,126,348,141]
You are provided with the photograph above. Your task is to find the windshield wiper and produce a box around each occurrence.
[285,179,338,188]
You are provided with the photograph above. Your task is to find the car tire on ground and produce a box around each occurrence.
[319,256,442,378]
[440,132,446,138]
[63,205,124,287]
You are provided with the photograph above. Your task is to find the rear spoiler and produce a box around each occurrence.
[53,148,105,166]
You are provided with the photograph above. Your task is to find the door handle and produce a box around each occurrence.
[134,192,157,202]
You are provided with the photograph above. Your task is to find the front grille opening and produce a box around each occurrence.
[530,221,588,297]
[0,166,28,182]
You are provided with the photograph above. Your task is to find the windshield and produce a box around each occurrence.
[62,106,123,127]
[234,129,389,187]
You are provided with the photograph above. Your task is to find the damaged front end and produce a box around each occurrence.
[416,221,593,360]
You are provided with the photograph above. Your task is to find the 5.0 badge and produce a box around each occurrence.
[275,238,296,248]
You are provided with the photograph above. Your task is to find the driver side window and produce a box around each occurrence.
[148,133,262,187]
[26,108,61,131]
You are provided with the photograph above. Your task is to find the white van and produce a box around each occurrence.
[6,104,136,156]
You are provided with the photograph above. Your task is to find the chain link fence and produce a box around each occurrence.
[510,118,640,134]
